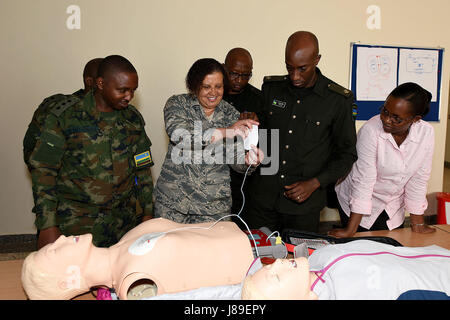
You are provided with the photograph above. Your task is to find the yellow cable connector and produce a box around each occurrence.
[275,236,282,245]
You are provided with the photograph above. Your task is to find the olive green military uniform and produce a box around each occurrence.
[23,89,85,171]
[223,84,264,217]
[29,92,154,247]
[246,68,357,232]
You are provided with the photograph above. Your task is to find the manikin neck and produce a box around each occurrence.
[83,247,114,289]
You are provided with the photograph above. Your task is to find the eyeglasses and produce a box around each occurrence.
[228,71,252,80]
[379,106,414,125]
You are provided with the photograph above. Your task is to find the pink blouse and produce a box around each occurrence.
[335,115,434,230]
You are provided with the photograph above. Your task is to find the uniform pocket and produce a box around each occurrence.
[266,106,286,127]
[303,116,329,143]
[32,131,65,165]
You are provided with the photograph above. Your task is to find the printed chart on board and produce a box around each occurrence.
[350,43,443,121]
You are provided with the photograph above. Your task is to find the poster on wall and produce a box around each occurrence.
[350,43,444,121]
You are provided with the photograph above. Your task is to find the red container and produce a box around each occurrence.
[436,192,450,224]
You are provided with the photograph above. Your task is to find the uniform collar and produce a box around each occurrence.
[226,84,250,97]
[84,91,129,123]
[286,67,326,98]
[84,90,102,120]
[311,68,327,98]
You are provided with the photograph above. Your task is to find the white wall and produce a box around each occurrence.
[1,0,449,234]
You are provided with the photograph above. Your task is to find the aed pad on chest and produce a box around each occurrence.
[128,232,165,256]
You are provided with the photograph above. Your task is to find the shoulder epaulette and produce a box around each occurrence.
[42,93,66,105]
[246,83,262,95]
[327,83,353,98]
[50,95,80,117]
[72,89,85,100]
[127,104,146,126]
[263,75,288,83]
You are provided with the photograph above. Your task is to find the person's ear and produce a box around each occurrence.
[96,77,104,90]
[85,77,94,89]
[413,115,422,123]
[315,54,321,65]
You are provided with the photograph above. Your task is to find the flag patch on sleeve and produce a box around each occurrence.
[134,151,152,167]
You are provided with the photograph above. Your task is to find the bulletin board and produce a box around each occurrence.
[349,43,444,121]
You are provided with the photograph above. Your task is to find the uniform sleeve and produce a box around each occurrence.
[164,95,216,148]
[134,126,155,218]
[29,114,66,230]
[23,118,40,171]
[23,95,65,171]
[224,106,251,173]
[404,126,435,215]
[316,95,357,188]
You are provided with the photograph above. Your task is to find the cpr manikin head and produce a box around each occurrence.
[241,257,318,300]
[21,234,102,300]
[22,218,254,300]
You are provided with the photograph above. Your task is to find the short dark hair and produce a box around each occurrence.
[97,55,137,79]
[82,58,103,79]
[185,58,229,95]
[389,82,432,117]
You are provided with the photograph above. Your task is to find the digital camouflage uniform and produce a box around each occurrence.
[154,94,251,224]
[29,92,154,247]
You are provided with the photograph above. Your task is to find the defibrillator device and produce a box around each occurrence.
[244,227,287,261]
[282,229,403,258]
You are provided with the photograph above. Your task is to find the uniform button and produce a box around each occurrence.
[292,115,296,119]
[316,122,320,125]
[297,100,300,104]
[285,145,289,149]
[269,111,273,115]
[281,175,285,179]
[288,130,293,134]
[282,160,286,165]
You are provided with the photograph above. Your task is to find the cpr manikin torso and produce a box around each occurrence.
[21,218,254,300]
[112,218,254,299]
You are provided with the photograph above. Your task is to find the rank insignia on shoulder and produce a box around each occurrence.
[134,151,153,167]
[50,95,80,117]
[272,99,287,108]
[327,83,353,98]
[263,75,288,83]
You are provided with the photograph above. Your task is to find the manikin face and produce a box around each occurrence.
[22,234,95,298]
[196,71,224,115]
[33,234,94,275]
[248,257,318,300]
